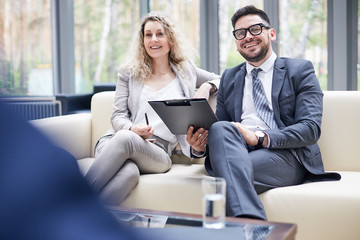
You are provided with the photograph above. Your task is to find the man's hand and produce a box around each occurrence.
[231,122,258,146]
[193,82,215,100]
[186,126,208,152]
[130,123,154,139]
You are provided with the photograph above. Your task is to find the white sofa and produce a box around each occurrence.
[31,91,360,240]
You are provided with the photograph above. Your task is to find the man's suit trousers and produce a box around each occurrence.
[205,121,306,220]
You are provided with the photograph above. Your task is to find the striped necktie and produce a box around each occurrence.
[251,68,277,129]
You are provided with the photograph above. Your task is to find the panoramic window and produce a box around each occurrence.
[218,0,263,73]
[0,0,53,96]
[279,0,328,89]
[73,0,140,93]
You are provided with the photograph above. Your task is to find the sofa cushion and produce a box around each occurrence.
[259,171,360,240]
[77,157,208,214]
[120,164,209,214]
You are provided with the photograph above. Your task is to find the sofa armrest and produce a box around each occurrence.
[30,113,92,160]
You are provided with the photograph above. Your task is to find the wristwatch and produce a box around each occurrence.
[207,82,218,95]
[255,130,265,148]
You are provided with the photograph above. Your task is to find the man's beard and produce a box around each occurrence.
[238,42,270,63]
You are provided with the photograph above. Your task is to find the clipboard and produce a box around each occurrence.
[148,98,218,134]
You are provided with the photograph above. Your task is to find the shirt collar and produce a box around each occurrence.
[246,51,277,74]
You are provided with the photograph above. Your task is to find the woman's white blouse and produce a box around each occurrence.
[135,77,186,155]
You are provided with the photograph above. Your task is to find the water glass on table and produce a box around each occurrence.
[201,177,226,229]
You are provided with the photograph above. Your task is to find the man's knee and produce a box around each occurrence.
[209,121,233,137]
[210,121,231,131]
[209,121,240,139]
[208,121,247,148]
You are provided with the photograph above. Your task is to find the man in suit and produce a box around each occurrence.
[187,5,340,220]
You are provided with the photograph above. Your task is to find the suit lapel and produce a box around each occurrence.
[131,77,143,119]
[234,64,246,122]
[272,57,286,126]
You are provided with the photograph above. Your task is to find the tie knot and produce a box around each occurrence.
[251,68,262,78]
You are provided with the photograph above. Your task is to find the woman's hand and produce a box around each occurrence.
[193,82,215,100]
[130,123,154,139]
[186,126,208,152]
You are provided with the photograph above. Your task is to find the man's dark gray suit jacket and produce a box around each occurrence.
[209,57,340,181]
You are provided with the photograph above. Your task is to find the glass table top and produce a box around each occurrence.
[109,208,275,240]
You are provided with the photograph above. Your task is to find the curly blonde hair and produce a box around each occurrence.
[123,12,195,82]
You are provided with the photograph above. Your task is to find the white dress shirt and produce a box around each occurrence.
[241,52,277,131]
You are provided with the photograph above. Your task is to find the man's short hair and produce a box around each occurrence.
[231,5,271,28]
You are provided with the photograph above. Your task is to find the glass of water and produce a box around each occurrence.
[201,177,226,229]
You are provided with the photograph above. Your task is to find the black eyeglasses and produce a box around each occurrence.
[232,23,270,40]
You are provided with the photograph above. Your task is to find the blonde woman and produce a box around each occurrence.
[85,12,220,205]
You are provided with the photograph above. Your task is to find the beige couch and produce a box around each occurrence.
[31,91,360,240]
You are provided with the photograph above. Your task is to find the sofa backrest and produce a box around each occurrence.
[90,91,360,171]
[318,91,360,171]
